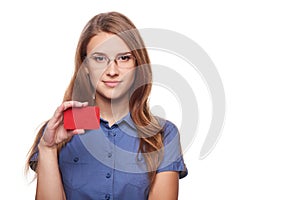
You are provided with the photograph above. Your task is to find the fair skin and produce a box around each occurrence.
[36,32,179,200]
[85,33,136,126]
[36,101,87,200]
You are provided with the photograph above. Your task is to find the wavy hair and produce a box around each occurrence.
[26,11,164,186]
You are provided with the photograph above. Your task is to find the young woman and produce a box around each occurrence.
[26,11,187,200]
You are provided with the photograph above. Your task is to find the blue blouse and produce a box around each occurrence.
[33,113,187,200]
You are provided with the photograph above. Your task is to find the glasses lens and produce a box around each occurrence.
[89,55,108,68]
[89,53,135,68]
[116,54,135,68]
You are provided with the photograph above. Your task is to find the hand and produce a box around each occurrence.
[40,101,88,148]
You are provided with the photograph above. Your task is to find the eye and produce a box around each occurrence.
[117,54,132,62]
[92,55,107,63]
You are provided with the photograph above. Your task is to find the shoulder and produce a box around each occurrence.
[156,116,178,131]
[155,117,180,143]
[155,117,188,178]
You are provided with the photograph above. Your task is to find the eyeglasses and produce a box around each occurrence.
[88,52,136,69]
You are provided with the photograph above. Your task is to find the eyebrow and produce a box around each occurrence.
[91,51,132,56]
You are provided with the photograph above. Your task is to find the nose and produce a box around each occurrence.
[105,60,119,77]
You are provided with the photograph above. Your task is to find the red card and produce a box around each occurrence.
[63,106,100,130]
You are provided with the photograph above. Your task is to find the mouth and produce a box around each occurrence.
[103,81,121,87]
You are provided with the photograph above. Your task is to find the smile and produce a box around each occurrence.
[103,81,121,87]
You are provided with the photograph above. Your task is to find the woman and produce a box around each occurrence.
[26,11,187,200]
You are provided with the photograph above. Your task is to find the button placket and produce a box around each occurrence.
[112,131,116,137]
[106,172,111,179]
[103,124,115,199]
[105,194,110,200]
[108,129,116,137]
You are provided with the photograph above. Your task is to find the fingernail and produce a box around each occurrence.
[76,129,85,134]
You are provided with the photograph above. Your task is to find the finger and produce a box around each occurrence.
[52,115,63,128]
[66,129,85,138]
[50,104,65,125]
[63,101,89,110]
[74,101,88,108]
[72,129,85,135]
[48,101,89,132]
[52,101,88,122]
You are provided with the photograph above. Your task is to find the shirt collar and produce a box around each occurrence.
[100,112,137,130]
[116,112,137,130]
[117,113,167,131]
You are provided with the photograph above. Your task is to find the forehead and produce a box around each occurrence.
[87,32,130,55]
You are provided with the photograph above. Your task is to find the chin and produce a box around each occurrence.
[97,91,129,101]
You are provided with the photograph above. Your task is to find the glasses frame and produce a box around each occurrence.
[87,52,136,69]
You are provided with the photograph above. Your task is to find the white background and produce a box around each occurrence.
[1,0,300,199]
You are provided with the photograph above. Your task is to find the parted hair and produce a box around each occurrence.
[26,11,164,186]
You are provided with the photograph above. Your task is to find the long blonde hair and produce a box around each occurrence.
[26,11,163,185]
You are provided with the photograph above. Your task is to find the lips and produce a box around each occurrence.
[103,81,121,87]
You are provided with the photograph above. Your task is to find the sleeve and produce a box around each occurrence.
[29,148,39,171]
[156,120,188,179]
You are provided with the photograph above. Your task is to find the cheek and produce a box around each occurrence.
[89,69,105,87]
[124,70,136,87]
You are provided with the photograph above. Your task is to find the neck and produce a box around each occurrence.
[95,94,130,126]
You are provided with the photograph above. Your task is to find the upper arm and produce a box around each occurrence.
[148,120,187,200]
[148,171,179,200]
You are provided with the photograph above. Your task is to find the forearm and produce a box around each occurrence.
[36,142,66,200]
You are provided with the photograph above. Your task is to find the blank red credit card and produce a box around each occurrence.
[63,106,100,130]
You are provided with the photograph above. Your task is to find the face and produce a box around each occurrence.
[85,32,136,101]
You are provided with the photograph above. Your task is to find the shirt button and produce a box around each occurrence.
[112,132,116,137]
[105,194,110,200]
[108,153,112,158]
[73,157,79,162]
[106,173,111,178]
